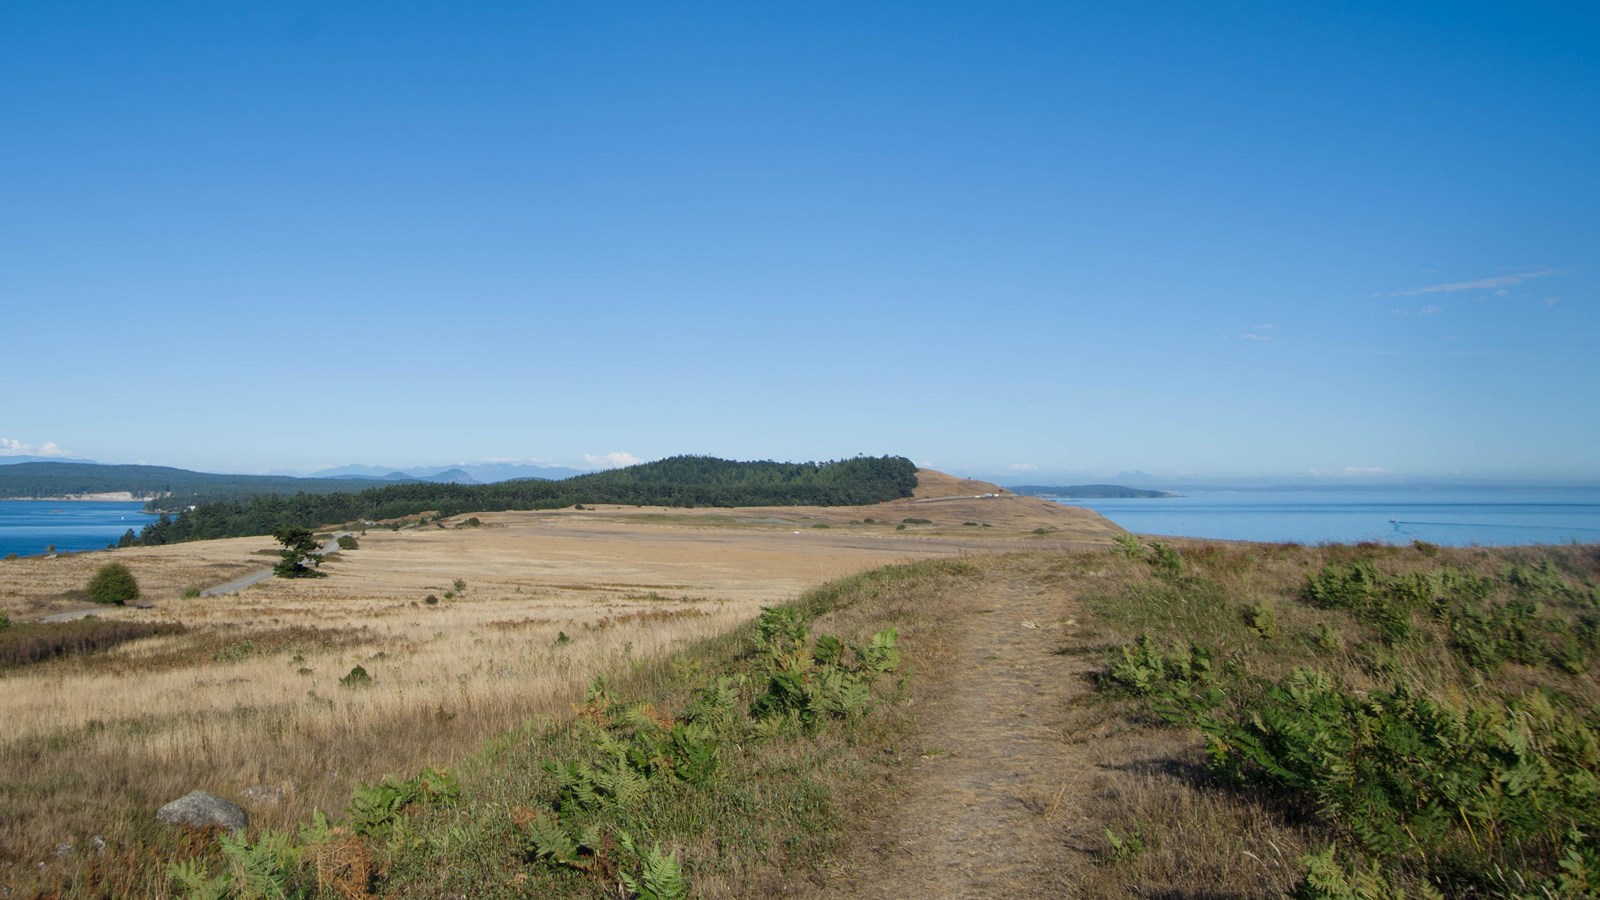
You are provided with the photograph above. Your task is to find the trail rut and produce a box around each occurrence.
[816,564,1100,898]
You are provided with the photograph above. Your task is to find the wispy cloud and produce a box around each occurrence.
[1392,304,1442,317]
[1393,267,1561,297]
[0,438,66,457]
[1006,463,1037,471]
[1308,466,1395,477]
[583,451,642,470]
[1240,323,1274,341]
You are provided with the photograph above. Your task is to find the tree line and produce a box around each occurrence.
[130,456,918,546]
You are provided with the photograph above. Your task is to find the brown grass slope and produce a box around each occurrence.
[0,473,1122,896]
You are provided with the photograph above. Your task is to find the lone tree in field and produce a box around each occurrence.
[272,526,327,579]
[87,562,141,605]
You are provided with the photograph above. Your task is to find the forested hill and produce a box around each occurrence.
[0,462,402,500]
[133,456,919,545]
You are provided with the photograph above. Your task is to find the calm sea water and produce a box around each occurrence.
[1051,488,1600,547]
[0,500,159,558]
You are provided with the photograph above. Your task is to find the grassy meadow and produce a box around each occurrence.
[8,485,1591,898]
[0,493,1113,897]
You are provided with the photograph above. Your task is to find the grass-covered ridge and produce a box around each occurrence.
[141,557,964,898]
[135,455,918,544]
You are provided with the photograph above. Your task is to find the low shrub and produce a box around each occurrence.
[1097,544,1600,896]
[86,562,140,605]
[0,619,186,669]
[1243,600,1280,639]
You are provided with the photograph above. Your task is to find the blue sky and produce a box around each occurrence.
[2,2,1595,481]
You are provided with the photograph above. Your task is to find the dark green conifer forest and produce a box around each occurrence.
[131,456,918,545]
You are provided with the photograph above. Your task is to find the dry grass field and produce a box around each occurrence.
[0,474,1119,894]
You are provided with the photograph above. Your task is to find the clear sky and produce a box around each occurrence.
[2,2,1595,481]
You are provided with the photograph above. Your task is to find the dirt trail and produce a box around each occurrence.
[818,563,1098,899]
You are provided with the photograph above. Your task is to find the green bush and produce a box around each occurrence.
[340,664,373,688]
[1203,672,1600,892]
[1303,562,1383,611]
[347,767,458,836]
[1302,563,1414,644]
[86,562,140,605]
[336,534,359,550]
[1292,846,1439,900]
[1106,635,1222,719]
[1149,542,1183,579]
[1244,600,1280,639]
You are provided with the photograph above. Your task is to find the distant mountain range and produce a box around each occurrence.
[0,456,591,487]
[1009,484,1175,499]
[306,462,588,483]
[986,470,1600,491]
[0,460,586,502]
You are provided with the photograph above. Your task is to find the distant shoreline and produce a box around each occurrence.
[1,493,158,502]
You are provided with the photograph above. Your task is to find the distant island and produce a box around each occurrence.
[1009,484,1176,499]
[0,462,460,503]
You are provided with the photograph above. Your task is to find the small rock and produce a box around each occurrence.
[155,791,248,834]
[90,835,106,854]
[54,843,72,858]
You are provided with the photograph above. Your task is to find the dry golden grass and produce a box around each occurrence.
[0,483,1121,894]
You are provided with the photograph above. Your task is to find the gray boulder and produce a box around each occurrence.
[155,791,248,833]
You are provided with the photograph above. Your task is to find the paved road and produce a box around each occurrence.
[198,566,276,597]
